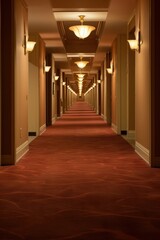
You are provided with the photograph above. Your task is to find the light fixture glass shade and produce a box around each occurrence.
[27,41,36,52]
[75,60,89,69]
[45,66,51,72]
[76,73,85,78]
[106,60,114,74]
[127,30,142,52]
[127,40,138,50]
[106,68,113,74]
[69,15,95,39]
[77,77,84,81]
[55,76,59,80]
[69,25,95,39]
[23,34,36,54]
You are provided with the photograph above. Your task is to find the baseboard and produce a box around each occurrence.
[16,140,29,163]
[135,141,150,165]
[52,117,57,124]
[103,115,107,122]
[101,114,104,119]
[112,123,117,133]
[127,130,135,140]
[40,124,46,135]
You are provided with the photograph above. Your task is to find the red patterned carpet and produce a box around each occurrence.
[1,101,160,240]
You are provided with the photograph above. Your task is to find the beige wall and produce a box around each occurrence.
[51,55,57,123]
[103,59,107,121]
[28,62,39,133]
[135,0,150,161]
[111,38,117,130]
[127,16,135,138]
[118,35,127,132]
[28,34,39,135]
[28,34,46,135]
[111,34,127,134]
[101,65,104,117]
[14,0,29,160]
[39,39,46,133]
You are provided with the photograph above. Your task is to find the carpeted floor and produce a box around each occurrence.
[0,101,160,239]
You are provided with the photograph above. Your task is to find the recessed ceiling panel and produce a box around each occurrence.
[50,0,111,8]
[53,12,108,21]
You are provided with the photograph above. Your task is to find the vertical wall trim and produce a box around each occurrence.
[1,0,15,165]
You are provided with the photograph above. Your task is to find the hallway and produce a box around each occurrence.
[0,102,160,239]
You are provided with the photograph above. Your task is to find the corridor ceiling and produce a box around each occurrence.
[26,0,136,93]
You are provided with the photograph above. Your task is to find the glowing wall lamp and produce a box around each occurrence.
[23,34,36,55]
[127,30,142,53]
[69,15,95,39]
[45,66,51,72]
[55,76,59,80]
[106,60,114,74]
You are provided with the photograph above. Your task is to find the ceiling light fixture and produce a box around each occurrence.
[75,57,89,69]
[69,15,95,39]
[76,73,85,78]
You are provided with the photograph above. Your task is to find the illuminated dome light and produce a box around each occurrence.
[75,57,89,69]
[76,73,85,78]
[77,77,84,81]
[69,15,95,39]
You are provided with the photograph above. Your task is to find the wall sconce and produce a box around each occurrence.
[97,80,101,84]
[63,82,66,86]
[45,66,51,72]
[23,34,36,55]
[55,75,59,81]
[106,60,114,74]
[127,30,143,53]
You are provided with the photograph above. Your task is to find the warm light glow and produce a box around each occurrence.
[45,66,51,72]
[75,57,89,69]
[27,41,36,52]
[69,15,95,39]
[106,68,113,74]
[23,34,36,55]
[63,82,66,86]
[106,60,114,74]
[69,25,95,39]
[67,86,77,96]
[76,73,85,78]
[127,40,138,50]
[77,77,84,81]
[75,61,88,68]
[97,80,101,84]
[127,30,142,52]
[55,76,59,80]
